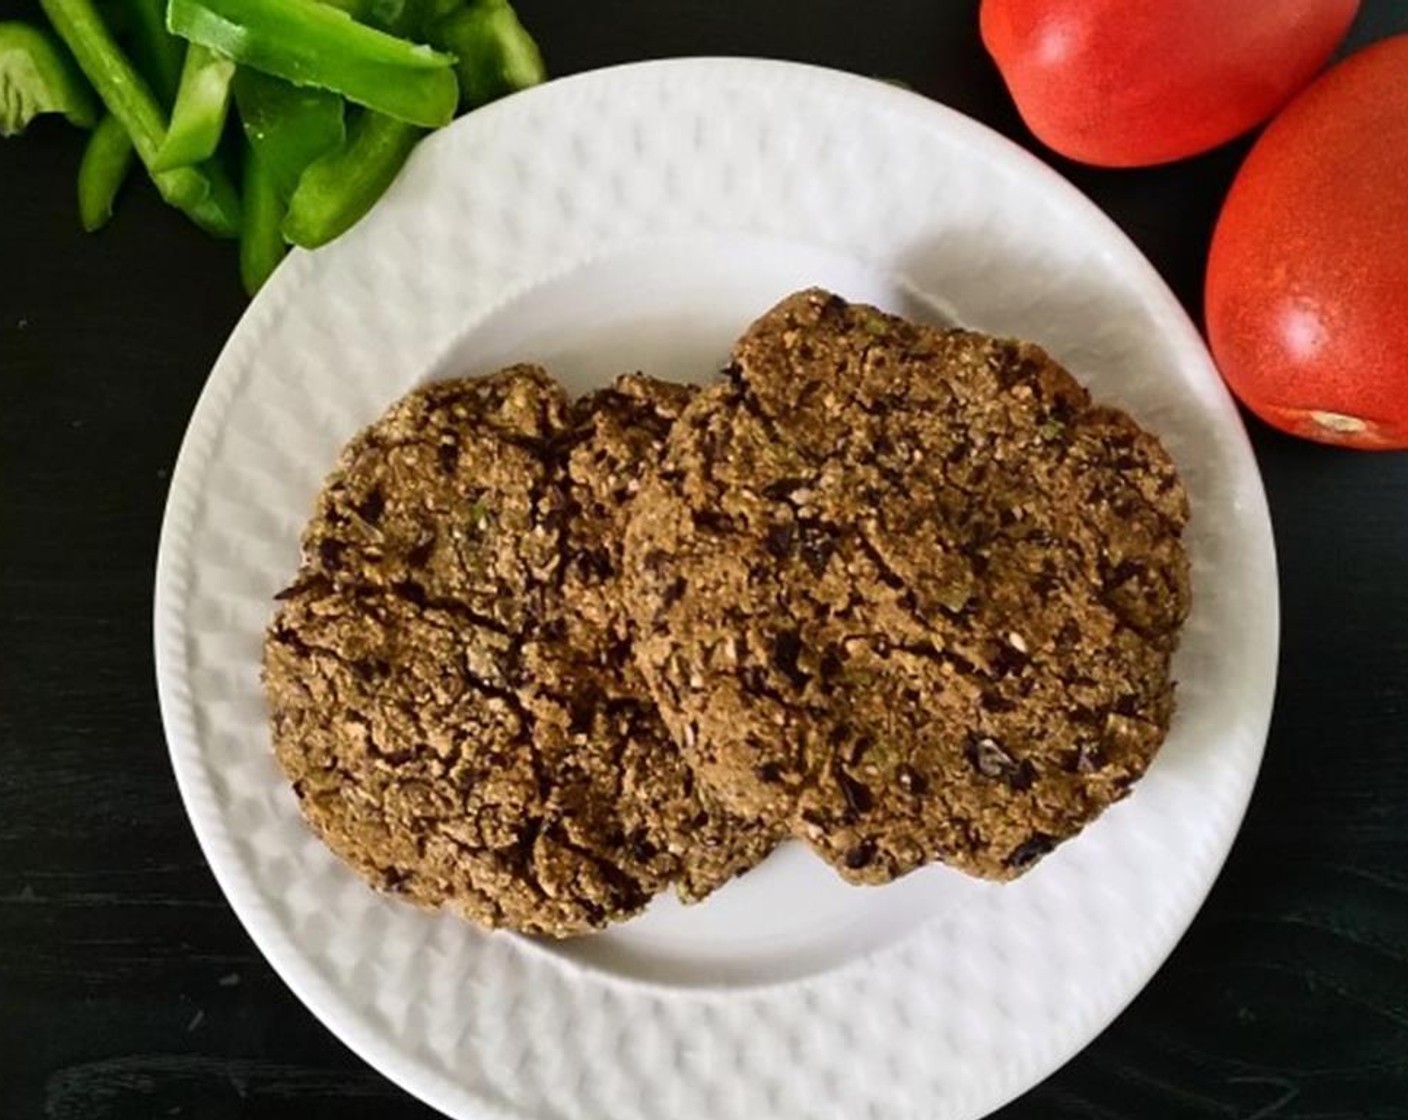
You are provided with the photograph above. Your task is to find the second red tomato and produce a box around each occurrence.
[980,0,1359,167]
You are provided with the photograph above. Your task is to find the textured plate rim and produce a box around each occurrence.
[154,56,1279,1120]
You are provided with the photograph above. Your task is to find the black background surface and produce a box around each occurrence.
[2,2,1407,1117]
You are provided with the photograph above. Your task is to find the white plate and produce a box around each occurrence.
[155,58,1278,1120]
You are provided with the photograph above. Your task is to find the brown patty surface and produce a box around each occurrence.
[623,290,1191,883]
[263,367,777,937]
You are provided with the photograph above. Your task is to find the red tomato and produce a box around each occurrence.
[1205,34,1408,450]
[980,0,1359,167]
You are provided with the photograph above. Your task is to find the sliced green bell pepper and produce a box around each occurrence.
[282,108,422,249]
[181,157,242,236]
[429,0,543,109]
[423,0,462,25]
[38,0,241,236]
[268,0,442,250]
[240,145,287,294]
[151,43,235,170]
[124,0,185,106]
[356,0,420,32]
[232,68,345,201]
[0,20,98,136]
[167,0,458,127]
[274,0,543,250]
[77,112,136,229]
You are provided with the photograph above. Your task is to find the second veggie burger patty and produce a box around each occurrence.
[624,289,1191,883]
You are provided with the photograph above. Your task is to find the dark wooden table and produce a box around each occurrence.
[3,2,1407,1117]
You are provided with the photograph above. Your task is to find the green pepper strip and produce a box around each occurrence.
[180,159,241,235]
[232,68,344,201]
[282,109,422,249]
[125,0,185,106]
[151,43,234,170]
[423,0,461,26]
[324,0,407,30]
[277,0,545,250]
[430,0,543,110]
[167,0,458,128]
[239,144,287,294]
[77,112,136,229]
[0,20,98,136]
[271,0,433,248]
[38,0,241,236]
